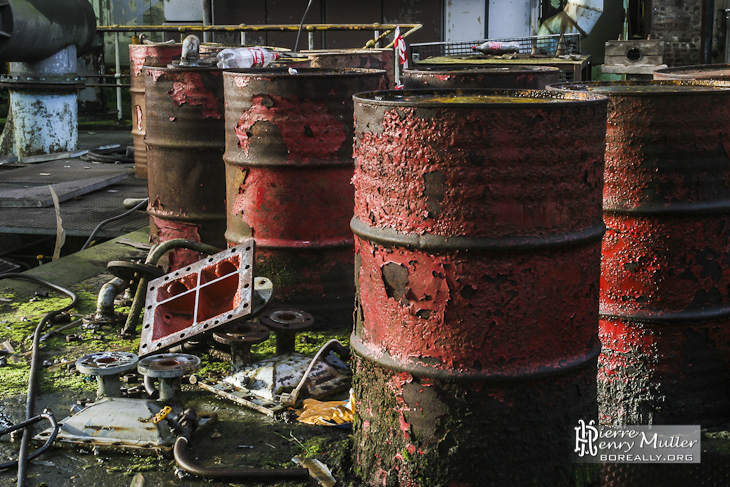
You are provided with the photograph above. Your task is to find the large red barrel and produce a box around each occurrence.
[129,43,181,178]
[351,89,608,486]
[551,80,730,427]
[223,68,386,328]
[403,65,560,89]
[144,64,227,270]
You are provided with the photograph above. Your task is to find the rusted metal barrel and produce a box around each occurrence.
[551,80,730,427]
[403,65,560,89]
[654,63,730,80]
[145,64,227,270]
[129,43,181,178]
[223,68,386,328]
[351,89,608,486]
[306,49,395,88]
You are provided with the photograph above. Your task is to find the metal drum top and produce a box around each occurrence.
[654,63,730,80]
[549,79,730,94]
[403,65,560,90]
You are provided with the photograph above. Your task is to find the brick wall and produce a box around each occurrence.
[649,0,702,66]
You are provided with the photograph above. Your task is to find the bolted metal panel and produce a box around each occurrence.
[144,64,227,270]
[552,80,730,427]
[223,67,386,328]
[403,65,561,90]
[351,89,608,486]
[129,43,181,178]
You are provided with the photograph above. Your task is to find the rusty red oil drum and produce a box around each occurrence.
[223,68,386,328]
[144,64,227,270]
[305,49,395,88]
[653,63,730,80]
[402,65,560,89]
[351,89,608,486]
[551,80,730,427]
[128,43,181,178]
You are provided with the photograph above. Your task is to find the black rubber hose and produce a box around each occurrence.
[293,0,314,52]
[81,198,148,251]
[174,436,310,481]
[0,273,78,487]
[0,412,60,470]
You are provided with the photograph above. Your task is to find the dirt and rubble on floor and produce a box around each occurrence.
[0,230,355,487]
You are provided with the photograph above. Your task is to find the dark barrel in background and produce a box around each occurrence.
[550,80,730,427]
[144,64,227,270]
[402,65,560,89]
[129,43,181,178]
[223,68,386,328]
[306,49,395,88]
[351,89,608,486]
[654,63,730,81]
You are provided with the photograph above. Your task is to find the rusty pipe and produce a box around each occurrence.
[0,0,97,62]
[173,436,310,480]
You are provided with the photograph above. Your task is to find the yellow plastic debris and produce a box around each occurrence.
[295,390,354,426]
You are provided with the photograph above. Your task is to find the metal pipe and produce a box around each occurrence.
[97,23,423,34]
[114,31,122,121]
[203,0,212,43]
[94,277,128,321]
[173,436,310,480]
[0,0,97,62]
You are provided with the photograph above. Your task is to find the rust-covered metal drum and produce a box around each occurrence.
[551,80,730,427]
[223,68,387,328]
[654,63,730,80]
[144,64,227,270]
[351,89,608,486]
[129,43,181,178]
[403,65,560,89]
[306,49,395,88]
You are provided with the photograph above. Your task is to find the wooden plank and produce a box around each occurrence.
[0,173,129,208]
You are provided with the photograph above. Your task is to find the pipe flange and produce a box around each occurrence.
[213,322,270,346]
[107,261,164,282]
[138,353,201,378]
[76,352,139,376]
[259,308,315,333]
[0,74,85,90]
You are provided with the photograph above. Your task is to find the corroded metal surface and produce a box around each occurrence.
[305,49,395,88]
[403,65,560,90]
[140,243,254,357]
[351,89,608,486]
[145,64,227,270]
[129,43,181,178]
[653,63,730,80]
[552,80,730,427]
[223,68,386,328]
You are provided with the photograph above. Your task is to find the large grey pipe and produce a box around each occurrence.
[0,0,97,62]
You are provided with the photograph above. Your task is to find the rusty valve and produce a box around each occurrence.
[213,322,270,371]
[75,352,139,399]
[259,308,314,355]
[138,353,201,403]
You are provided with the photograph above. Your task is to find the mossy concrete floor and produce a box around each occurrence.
[0,229,352,487]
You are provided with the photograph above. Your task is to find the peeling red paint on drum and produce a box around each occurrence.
[167,71,222,119]
[351,90,608,487]
[145,66,227,272]
[551,81,730,427]
[129,43,181,178]
[234,94,346,161]
[223,68,386,327]
[149,215,205,270]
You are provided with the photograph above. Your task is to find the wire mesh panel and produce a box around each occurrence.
[410,34,581,62]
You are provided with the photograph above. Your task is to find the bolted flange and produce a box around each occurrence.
[138,353,201,403]
[213,321,270,370]
[76,352,139,398]
[259,308,315,355]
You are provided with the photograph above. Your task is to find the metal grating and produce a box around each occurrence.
[410,34,581,62]
[0,258,21,274]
